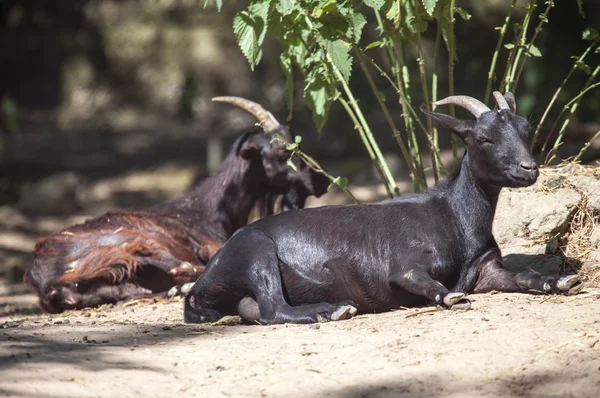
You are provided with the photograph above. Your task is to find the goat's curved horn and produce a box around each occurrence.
[212,96,280,132]
[434,95,491,118]
[492,91,510,111]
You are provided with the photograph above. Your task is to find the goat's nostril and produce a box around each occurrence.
[519,161,538,171]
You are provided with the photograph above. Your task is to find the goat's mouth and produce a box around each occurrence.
[507,170,538,187]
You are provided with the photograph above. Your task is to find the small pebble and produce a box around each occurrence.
[310,324,320,330]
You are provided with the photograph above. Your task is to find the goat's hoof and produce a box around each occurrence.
[443,292,466,307]
[450,299,471,311]
[331,305,358,321]
[556,275,580,291]
[180,282,195,295]
[167,286,178,298]
[566,282,585,296]
[316,313,328,323]
[180,262,193,269]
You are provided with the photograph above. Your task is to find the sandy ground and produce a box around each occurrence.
[1,289,599,398]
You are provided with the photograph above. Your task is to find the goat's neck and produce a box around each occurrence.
[446,154,501,240]
[167,153,264,239]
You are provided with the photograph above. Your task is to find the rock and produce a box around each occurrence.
[590,225,600,247]
[494,187,581,244]
[566,175,600,214]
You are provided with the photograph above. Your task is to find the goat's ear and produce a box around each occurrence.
[239,140,260,160]
[420,106,475,140]
[503,92,517,113]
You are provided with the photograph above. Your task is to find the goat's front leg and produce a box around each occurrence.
[390,268,469,308]
[472,258,583,295]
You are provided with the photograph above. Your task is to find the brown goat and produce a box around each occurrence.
[24,97,329,313]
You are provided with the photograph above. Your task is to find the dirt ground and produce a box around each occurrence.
[1,289,599,398]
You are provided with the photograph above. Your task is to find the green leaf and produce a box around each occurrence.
[575,60,591,75]
[365,40,383,50]
[455,7,471,20]
[304,68,337,131]
[286,142,298,151]
[347,11,367,43]
[385,1,401,28]
[313,0,337,18]
[504,43,515,50]
[422,0,439,16]
[286,157,298,171]
[324,39,353,82]
[329,176,348,191]
[294,135,302,144]
[576,0,585,18]
[596,46,600,53]
[528,43,542,57]
[278,0,297,16]
[232,1,270,70]
[280,53,294,121]
[364,0,385,10]
[583,27,599,41]
[203,0,222,12]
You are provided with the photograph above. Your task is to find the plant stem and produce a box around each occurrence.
[413,0,440,182]
[512,0,554,91]
[446,0,459,168]
[353,45,416,188]
[503,0,537,93]
[573,129,600,163]
[544,70,600,164]
[431,13,442,178]
[484,0,517,103]
[532,38,599,149]
[304,15,400,197]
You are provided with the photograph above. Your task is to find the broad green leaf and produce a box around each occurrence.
[313,0,337,18]
[304,68,337,131]
[528,44,542,57]
[583,27,599,41]
[385,1,401,29]
[279,0,297,16]
[280,53,294,120]
[575,60,591,75]
[316,15,349,40]
[232,1,269,69]
[364,0,385,10]
[294,135,302,144]
[347,11,367,43]
[422,0,438,16]
[455,7,471,20]
[324,39,353,82]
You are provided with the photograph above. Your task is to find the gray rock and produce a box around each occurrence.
[494,187,581,244]
[566,175,600,214]
[591,226,600,247]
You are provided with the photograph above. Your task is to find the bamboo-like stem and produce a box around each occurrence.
[374,10,427,191]
[353,45,417,187]
[431,15,442,178]
[512,0,554,91]
[573,129,600,163]
[503,0,537,93]
[446,0,458,168]
[303,15,399,197]
[544,71,600,164]
[413,0,440,182]
[531,38,599,149]
[484,0,517,103]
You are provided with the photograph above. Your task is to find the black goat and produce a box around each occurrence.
[25,97,329,313]
[184,92,584,325]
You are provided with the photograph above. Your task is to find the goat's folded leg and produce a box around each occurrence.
[390,268,470,309]
[169,262,206,277]
[184,228,357,325]
[472,259,584,295]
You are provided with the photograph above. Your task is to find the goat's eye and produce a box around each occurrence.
[477,135,494,145]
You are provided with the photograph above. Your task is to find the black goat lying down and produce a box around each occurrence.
[25,97,329,313]
[184,92,584,325]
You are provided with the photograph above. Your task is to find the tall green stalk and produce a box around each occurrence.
[573,129,600,163]
[503,0,537,93]
[532,38,599,149]
[511,0,554,92]
[446,0,459,168]
[413,0,441,182]
[484,0,517,103]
